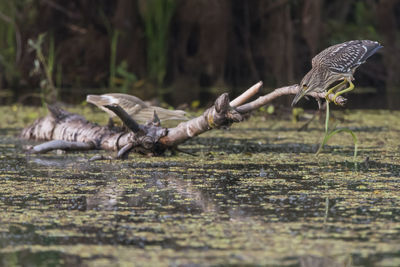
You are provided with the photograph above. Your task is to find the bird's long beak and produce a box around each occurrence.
[291,88,307,107]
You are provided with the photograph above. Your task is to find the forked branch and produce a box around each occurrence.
[21,82,347,157]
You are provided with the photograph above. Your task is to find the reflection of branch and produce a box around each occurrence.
[0,9,22,63]
[166,176,217,213]
[86,181,123,210]
[85,174,217,213]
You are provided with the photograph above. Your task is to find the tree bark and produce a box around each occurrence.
[113,0,146,79]
[301,0,322,57]
[377,0,400,109]
[21,82,346,157]
[167,0,231,104]
[256,1,294,87]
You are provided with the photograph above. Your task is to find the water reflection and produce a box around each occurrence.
[1,111,400,266]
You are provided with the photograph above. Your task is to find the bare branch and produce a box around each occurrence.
[230,81,263,107]
[117,143,133,158]
[236,84,346,113]
[159,93,243,146]
[104,104,141,133]
[21,82,348,157]
[26,140,94,154]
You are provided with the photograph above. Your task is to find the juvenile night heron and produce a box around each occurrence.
[292,40,382,106]
[87,93,188,124]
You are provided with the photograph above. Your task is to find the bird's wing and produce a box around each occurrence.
[86,94,118,117]
[135,107,189,122]
[151,107,189,121]
[312,40,382,74]
[104,93,149,108]
[87,93,188,123]
[312,42,344,68]
[126,104,144,119]
[87,93,149,118]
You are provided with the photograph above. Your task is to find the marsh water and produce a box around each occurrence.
[1,107,400,266]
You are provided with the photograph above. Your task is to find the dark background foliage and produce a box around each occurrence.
[0,0,398,108]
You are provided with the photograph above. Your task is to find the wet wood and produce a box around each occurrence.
[21,82,347,157]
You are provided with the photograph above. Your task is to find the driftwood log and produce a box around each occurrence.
[21,82,347,158]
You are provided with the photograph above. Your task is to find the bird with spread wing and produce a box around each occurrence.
[87,93,189,124]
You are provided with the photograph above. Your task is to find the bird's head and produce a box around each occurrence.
[291,69,323,106]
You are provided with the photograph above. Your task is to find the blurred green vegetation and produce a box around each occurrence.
[0,0,395,107]
[327,1,379,44]
[0,1,21,90]
[28,33,58,104]
[316,102,358,160]
[141,0,176,88]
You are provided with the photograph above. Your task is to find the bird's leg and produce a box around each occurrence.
[325,80,347,102]
[333,80,354,105]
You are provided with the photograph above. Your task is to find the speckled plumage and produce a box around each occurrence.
[292,40,382,106]
[312,40,382,74]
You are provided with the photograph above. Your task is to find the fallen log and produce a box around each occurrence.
[21,82,346,157]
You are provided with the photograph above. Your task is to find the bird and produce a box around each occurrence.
[87,93,189,124]
[292,40,382,106]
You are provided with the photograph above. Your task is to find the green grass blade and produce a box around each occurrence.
[109,30,119,89]
[316,101,358,160]
[316,127,358,159]
[325,101,330,133]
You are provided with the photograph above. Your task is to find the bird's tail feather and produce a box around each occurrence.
[360,41,383,63]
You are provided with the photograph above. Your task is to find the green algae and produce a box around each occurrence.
[1,106,400,266]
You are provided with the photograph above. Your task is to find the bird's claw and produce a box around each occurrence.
[333,98,339,105]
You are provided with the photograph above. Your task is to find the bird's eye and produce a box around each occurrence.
[302,84,308,90]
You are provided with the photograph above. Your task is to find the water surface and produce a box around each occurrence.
[1,107,400,266]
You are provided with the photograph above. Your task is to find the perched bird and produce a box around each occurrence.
[292,40,382,106]
[87,93,188,123]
